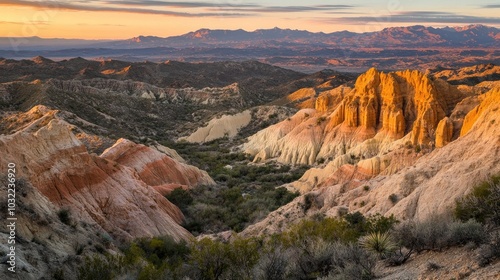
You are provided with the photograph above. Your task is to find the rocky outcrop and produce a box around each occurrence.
[460,88,500,136]
[101,138,214,187]
[46,78,244,106]
[0,110,215,242]
[242,68,467,167]
[435,117,454,147]
[242,86,500,236]
[179,110,252,143]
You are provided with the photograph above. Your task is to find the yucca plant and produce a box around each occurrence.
[359,232,397,258]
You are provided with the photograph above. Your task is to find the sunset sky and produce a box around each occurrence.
[1,0,499,39]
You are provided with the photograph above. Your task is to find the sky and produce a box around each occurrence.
[0,0,499,39]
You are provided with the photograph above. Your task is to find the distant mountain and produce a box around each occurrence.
[0,36,109,51]
[108,25,499,49]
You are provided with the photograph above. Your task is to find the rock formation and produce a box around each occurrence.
[435,117,453,147]
[101,138,214,188]
[242,86,500,236]
[242,68,468,169]
[0,108,214,242]
[179,110,252,143]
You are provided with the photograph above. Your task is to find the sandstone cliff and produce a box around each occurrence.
[242,87,500,236]
[242,68,469,181]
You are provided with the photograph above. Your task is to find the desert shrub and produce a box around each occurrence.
[391,215,449,252]
[426,261,442,271]
[302,193,316,212]
[77,254,125,280]
[316,116,327,125]
[290,238,339,279]
[134,236,190,268]
[359,232,397,258]
[476,231,500,267]
[138,263,169,280]
[188,238,231,280]
[57,208,72,225]
[391,215,488,257]
[165,188,193,212]
[123,242,145,265]
[279,217,360,247]
[344,212,398,235]
[226,237,262,280]
[455,176,500,226]
[447,219,487,246]
[388,194,398,205]
[183,184,298,234]
[324,243,376,280]
[253,246,290,280]
[384,246,413,266]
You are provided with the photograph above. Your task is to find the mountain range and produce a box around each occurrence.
[2,25,499,50]
[1,25,499,72]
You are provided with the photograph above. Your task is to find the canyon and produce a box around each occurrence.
[0,56,498,279]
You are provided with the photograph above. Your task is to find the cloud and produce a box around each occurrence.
[0,20,49,25]
[106,0,260,8]
[0,0,254,17]
[2,0,355,16]
[324,11,500,25]
[482,4,500,8]
[210,4,355,13]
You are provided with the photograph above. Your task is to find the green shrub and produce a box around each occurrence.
[165,188,193,212]
[134,236,190,268]
[226,237,261,279]
[455,176,500,226]
[359,232,397,258]
[138,263,168,280]
[189,238,231,280]
[77,254,125,280]
[279,217,360,246]
[344,212,398,235]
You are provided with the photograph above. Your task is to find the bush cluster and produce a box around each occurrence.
[162,139,305,234]
[167,185,298,234]
[455,175,500,226]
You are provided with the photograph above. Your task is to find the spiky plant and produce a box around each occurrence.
[359,232,397,258]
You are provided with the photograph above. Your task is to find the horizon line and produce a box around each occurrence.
[1,23,497,41]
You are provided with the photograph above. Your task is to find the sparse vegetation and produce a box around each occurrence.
[455,175,500,226]
[388,193,398,205]
[167,184,298,234]
[161,139,305,234]
[316,116,327,125]
[57,208,72,225]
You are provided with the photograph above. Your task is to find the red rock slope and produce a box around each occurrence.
[0,113,213,241]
